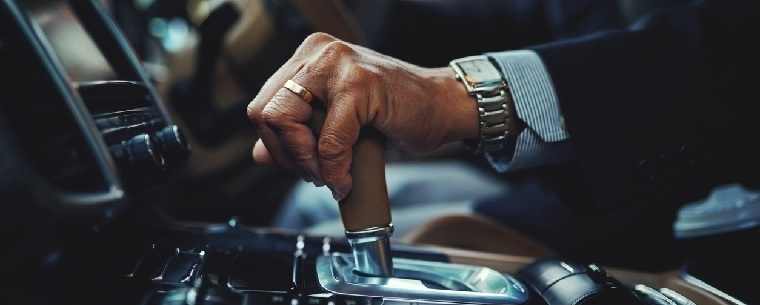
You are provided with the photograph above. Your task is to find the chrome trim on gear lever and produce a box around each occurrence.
[346,226,394,277]
[316,253,529,305]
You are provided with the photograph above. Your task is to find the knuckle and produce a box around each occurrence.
[260,103,287,126]
[322,41,355,59]
[308,41,356,79]
[344,66,377,87]
[247,101,272,127]
[261,92,303,126]
[290,146,314,162]
[318,133,347,161]
[303,32,335,47]
[246,102,261,123]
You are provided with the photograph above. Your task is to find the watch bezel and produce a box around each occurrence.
[450,56,506,94]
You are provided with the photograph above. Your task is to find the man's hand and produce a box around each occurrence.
[247,33,478,200]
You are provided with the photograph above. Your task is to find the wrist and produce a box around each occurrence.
[422,67,480,144]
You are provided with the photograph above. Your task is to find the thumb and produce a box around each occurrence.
[252,139,274,165]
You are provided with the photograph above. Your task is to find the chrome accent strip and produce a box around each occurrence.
[680,273,747,305]
[317,253,529,305]
[346,225,394,277]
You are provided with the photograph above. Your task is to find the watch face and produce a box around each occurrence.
[459,59,503,87]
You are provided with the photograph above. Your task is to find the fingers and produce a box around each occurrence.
[286,45,363,199]
[260,87,322,183]
[247,60,306,172]
[255,124,298,170]
[246,32,338,124]
[247,33,338,173]
[247,33,368,200]
[317,93,361,200]
[257,70,362,199]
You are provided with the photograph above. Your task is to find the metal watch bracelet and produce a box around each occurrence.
[449,56,520,154]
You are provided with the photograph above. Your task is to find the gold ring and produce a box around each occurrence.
[283,79,314,103]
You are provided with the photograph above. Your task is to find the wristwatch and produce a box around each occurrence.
[449,56,521,153]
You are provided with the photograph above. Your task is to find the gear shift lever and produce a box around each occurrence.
[309,108,393,277]
[338,130,394,277]
[311,111,528,305]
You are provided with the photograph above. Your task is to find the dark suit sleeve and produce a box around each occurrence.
[529,0,760,211]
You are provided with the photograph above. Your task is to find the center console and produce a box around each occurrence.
[84,224,528,305]
[68,221,721,305]
[109,225,533,305]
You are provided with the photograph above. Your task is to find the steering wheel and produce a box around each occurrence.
[0,0,189,229]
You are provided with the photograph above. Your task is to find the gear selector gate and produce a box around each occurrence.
[314,123,530,305]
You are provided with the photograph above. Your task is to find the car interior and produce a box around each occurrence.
[0,1,757,305]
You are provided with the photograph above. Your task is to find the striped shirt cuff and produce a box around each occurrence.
[488,50,569,142]
[486,128,575,172]
[484,50,573,172]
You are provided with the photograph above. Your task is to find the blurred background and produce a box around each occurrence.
[21,0,699,228]
[25,0,530,227]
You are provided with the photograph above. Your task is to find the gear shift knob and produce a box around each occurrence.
[338,130,393,276]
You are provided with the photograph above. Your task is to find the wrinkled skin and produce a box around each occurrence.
[247,33,478,200]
